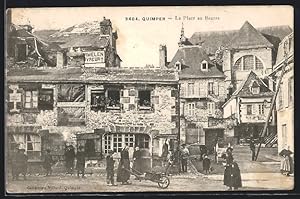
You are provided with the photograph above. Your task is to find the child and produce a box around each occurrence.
[106,150,117,186]
[203,155,211,175]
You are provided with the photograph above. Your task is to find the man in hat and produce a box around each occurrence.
[76,146,86,178]
[180,144,190,173]
[43,149,54,176]
[106,150,117,186]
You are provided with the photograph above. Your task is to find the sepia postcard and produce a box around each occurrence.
[5,6,294,194]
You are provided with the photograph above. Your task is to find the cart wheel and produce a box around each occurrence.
[158,176,170,189]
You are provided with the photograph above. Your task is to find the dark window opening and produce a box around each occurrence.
[107,90,120,109]
[91,90,106,112]
[38,89,54,110]
[247,105,252,115]
[138,90,151,110]
[135,134,150,149]
[16,44,27,62]
[202,62,208,70]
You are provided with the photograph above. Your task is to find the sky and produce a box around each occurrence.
[11,6,293,67]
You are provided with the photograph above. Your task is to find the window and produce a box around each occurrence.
[188,103,195,116]
[188,83,194,96]
[288,77,294,106]
[91,90,106,112]
[258,104,264,115]
[208,102,215,115]
[234,55,264,71]
[247,105,252,115]
[16,44,27,62]
[57,84,85,102]
[201,61,208,71]
[175,61,181,71]
[104,134,112,154]
[107,90,121,109]
[251,87,260,94]
[138,90,151,109]
[135,134,150,149]
[113,134,123,153]
[125,134,135,148]
[38,89,54,110]
[24,90,38,109]
[208,82,214,95]
[26,134,41,152]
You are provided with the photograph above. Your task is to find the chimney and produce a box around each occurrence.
[159,44,167,68]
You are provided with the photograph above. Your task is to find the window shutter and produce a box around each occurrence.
[195,82,199,96]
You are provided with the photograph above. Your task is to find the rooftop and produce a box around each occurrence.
[7,67,178,84]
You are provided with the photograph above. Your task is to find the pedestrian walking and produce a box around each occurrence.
[165,150,174,174]
[223,147,242,190]
[203,155,211,175]
[117,145,131,185]
[64,144,75,174]
[43,149,54,177]
[106,150,117,186]
[180,144,189,173]
[76,146,86,178]
[249,138,256,161]
[132,146,142,175]
[279,146,293,176]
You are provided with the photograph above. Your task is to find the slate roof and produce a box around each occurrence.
[168,46,224,79]
[7,67,178,84]
[189,22,292,55]
[48,33,109,49]
[229,21,274,49]
[232,71,274,97]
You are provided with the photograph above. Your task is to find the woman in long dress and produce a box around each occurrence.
[223,147,242,190]
[280,146,293,176]
[117,145,131,184]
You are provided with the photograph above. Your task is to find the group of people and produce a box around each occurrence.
[105,145,143,186]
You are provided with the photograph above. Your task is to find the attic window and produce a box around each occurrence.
[201,60,208,71]
[250,81,260,94]
[138,90,152,110]
[175,61,181,71]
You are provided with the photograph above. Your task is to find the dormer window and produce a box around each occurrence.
[201,60,208,71]
[175,61,181,71]
[250,80,260,94]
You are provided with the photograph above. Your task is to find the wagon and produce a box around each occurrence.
[124,167,170,189]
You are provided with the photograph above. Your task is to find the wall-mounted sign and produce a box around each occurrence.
[83,51,105,64]
[9,93,22,102]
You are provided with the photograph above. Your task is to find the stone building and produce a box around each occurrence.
[222,71,275,142]
[269,32,294,153]
[165,25,227,151]
[6,17,178,172]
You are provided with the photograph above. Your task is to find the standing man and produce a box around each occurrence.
[43,149,54,177]
[117,145,131,185]
[106,150,117,186]
[15,148,28,180]
[132,146,142,175]
[76,146,86,178]
[249,138,256,161]
[181,144,190,173]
